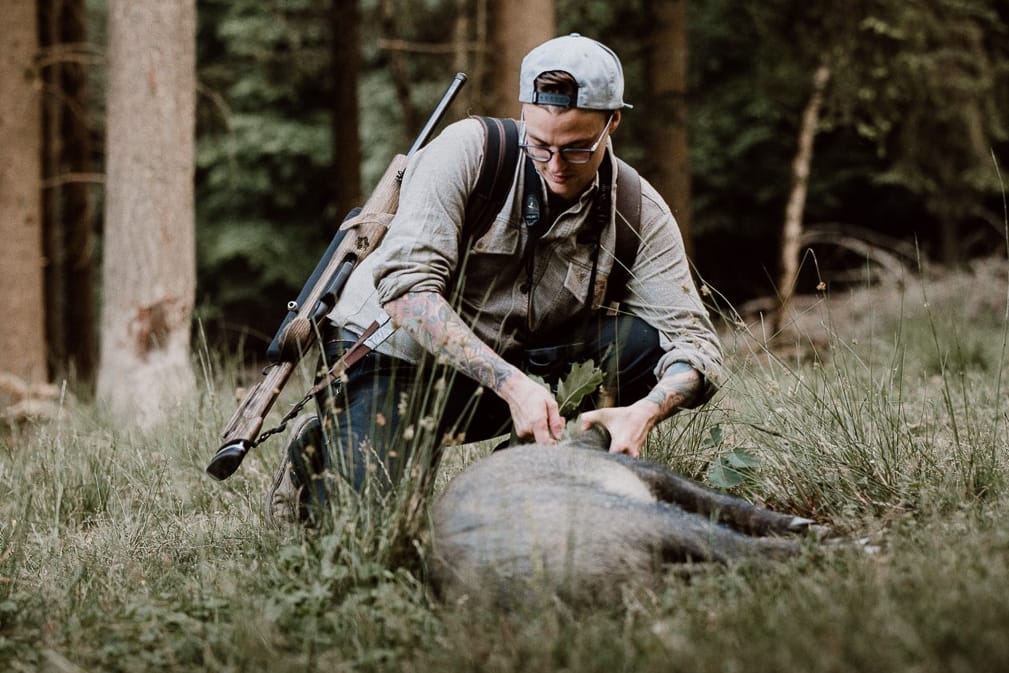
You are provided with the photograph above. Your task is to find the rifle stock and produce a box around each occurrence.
[207,73,468,481]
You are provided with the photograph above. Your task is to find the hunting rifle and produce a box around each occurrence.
[206,72,469,481]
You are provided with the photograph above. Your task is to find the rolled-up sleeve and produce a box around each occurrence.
[620,181,724,405]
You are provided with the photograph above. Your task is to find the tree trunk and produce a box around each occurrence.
[0,0,48,385]
[40,0,98,384]
[97,0,196,426]
[648,0,693,257]
[773,60,831,335]
[489,0,554,117]
[330,0,362,230]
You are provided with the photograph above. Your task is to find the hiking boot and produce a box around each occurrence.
[265,413,323,527]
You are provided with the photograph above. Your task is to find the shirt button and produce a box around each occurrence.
[519,283,529,294]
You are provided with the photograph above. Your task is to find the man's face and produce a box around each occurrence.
[520,105,619,201]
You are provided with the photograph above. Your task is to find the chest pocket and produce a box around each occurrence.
[470,222,519,256]
[453,221,521,302]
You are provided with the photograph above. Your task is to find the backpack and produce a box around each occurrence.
[464,117,642,305]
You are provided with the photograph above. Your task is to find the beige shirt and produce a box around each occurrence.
[329,117,723,398]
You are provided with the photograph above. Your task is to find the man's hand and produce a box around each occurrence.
[578,402,654,458]
[580,363,702,458]
[385,291,564,442]
[500,372,565,443]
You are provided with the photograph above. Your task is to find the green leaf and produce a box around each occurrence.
[708,461,744,489]
[556,360,604,417]
[701,425,724,449]
[707,447,761,489]
[725,447,760,470]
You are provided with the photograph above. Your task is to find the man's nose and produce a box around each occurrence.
[546,152,568,170]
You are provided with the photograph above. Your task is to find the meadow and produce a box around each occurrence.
[3,257,1009,672]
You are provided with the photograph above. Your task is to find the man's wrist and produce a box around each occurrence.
[643,363,702,419]
[497,366,533,402]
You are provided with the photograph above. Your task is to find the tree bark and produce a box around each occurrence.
[0,0,48,385]
[97,0,196,426]
[330,0,362,230]
[648,0,693,257]
[773,60,831,335]
[489,0,554,117]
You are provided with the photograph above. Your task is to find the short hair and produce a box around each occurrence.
[533,71,579,107]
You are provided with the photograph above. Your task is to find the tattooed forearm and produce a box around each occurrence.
[384,292,516,391]
[643,362,701,419]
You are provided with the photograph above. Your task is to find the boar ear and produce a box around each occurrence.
[575,423,611,452]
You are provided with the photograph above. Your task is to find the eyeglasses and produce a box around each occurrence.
[519,113,614,165]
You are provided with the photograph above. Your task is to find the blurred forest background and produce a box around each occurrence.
[1,0,1007,409]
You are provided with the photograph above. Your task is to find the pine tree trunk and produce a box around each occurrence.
[648,0,693,257]
[773,60,831,335]
[331,0,362,229]
[0,0,48,384]
[490,0,554,117]
[97,0,196,426]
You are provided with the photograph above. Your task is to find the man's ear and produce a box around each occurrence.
[608,110,622,135]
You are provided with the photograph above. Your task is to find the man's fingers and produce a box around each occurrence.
[534,399,562,443]
[578,410,600,431]
[549,411,565,439]
[610,443,639,459]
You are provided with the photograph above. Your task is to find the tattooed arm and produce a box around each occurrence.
[383,291,566,443]
[579,362,702,458]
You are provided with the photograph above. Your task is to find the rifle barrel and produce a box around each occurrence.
[209,73,468,481]
[407,72,468,157]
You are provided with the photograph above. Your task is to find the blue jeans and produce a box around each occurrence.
[290,314,663,503]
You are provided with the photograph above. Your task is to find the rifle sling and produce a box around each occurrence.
[308,319,381,397]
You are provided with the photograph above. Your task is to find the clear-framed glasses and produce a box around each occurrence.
[519,113,614,165]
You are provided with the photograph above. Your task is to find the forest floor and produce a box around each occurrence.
[3,255,1009,672]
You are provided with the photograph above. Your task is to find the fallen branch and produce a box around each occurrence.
[800,229,912,282]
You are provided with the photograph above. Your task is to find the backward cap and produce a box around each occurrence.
[518,33,632,111]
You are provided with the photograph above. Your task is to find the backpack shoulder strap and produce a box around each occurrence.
[464,116,520,243]
[607,157,642,303]
[461,121,642,304]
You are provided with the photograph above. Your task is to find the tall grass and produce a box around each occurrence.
[3,259,1009,671]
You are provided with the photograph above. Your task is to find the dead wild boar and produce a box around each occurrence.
[428,425,817,604]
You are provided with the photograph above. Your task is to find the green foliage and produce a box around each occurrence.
[196,0,337,350]
[704,426,763,489]
[821,0,1009,228]
[184,0,1009,348]
[556,359,605,417]
[689,0,1009,294]
[527,360,606,420]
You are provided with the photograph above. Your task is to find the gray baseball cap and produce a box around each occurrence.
[518,33,632,110]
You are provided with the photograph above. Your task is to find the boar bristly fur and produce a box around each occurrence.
[429,426,815,605]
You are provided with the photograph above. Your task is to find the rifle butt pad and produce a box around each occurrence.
[206,439,251,480]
